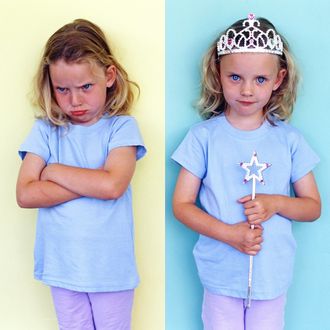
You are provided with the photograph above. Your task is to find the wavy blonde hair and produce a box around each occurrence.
[33,19,138,126]
[197,17,299,124]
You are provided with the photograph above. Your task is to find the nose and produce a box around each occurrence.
[240,81,253,97]
[70,91,82,107]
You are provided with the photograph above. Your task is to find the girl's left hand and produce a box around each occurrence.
[238,194,278,225]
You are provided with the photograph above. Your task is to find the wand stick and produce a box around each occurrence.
[246,177,256,308]
[239,152,271,308]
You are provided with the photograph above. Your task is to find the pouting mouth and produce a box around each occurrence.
[71,110,88,116]
[237,101,255,105]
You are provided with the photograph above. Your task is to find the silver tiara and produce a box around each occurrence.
[217,14,283,56]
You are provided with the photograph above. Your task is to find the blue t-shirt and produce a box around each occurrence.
[19,115,146,292]
[172,115,319,300]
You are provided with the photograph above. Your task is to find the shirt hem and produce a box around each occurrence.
[35,275,140,293]
[202,282,290,300]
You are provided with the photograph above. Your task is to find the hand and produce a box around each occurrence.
[227,222,263,256]
[239,194,278,225]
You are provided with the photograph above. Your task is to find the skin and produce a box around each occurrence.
[50,60,116,126]
[220,53,287,130]
[17,60,137,208]
[173,53,321,256]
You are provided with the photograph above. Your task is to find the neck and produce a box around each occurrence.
[225,111,264,131]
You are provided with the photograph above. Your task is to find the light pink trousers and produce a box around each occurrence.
[202,289,286,330]
[51,286,134,330]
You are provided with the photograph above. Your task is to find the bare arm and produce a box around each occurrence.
[172,168,263,255]
[41,146,137,200]
[16,153,80,208]
[240,171,321,225]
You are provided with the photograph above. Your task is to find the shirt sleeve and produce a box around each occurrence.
[290,132,320,183]
[108,116,146,160]
[18,120,51,163]
[171,126,207,179]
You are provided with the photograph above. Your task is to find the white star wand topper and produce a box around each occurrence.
[239,151,271,308]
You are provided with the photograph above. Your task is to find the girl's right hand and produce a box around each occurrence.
[226,222,263,256]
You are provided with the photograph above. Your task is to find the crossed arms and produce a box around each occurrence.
[16,146,137,208]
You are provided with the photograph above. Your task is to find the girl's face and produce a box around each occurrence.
[50,59,116,126]
[219,53,286,128]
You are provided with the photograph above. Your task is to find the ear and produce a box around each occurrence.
[273,68,287,91]
[105,65,117,88]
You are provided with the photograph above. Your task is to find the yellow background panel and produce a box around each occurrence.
[0,0,164,329]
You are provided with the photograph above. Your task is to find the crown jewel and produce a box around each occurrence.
[217,14,283,56]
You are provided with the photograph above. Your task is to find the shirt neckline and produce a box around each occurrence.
[220,114,272,140]
[68,115,111,133]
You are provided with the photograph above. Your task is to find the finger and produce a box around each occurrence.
[253,244,262,252]
[253,224,263,231]
[248,222,262,230]
[242,200,256,209]
[251,229,262,242]
[249,233,263,245]
[253,235,263,244]
[248,218,263,226]
[250,211,269,223]
[238,195,252,203]
[247,246,261,256]
[246,212,259,220]
[246,225,263,235]
[247,243,262,252]
[244,208,256,217]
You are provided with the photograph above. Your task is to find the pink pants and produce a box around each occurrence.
[202,290,286,330]
[51,287,134,330]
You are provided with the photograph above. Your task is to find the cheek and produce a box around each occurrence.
[220,78,227,93]
[260,88,274,102]
[94,87,108,105]
[221,82,236,100]
[221,77,237,93]
[54,94,71,111]
[53,93,62,104]
[54,94,66,106]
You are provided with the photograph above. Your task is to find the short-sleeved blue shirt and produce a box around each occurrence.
[19,115,146,292]
[172,115,319,300]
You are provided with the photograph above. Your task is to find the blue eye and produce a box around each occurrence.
[56,87,68,94]
[231,74,240,82]
[82,83,92,91]
[256,76,266,84]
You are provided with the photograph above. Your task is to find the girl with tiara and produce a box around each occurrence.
[16,19,146,329]
[172,14,321,329]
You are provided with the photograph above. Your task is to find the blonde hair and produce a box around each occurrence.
[197,17,299,124]
[33,19,138,126]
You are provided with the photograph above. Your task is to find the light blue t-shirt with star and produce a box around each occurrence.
[172,115,319,300]
[19,115,146,292]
